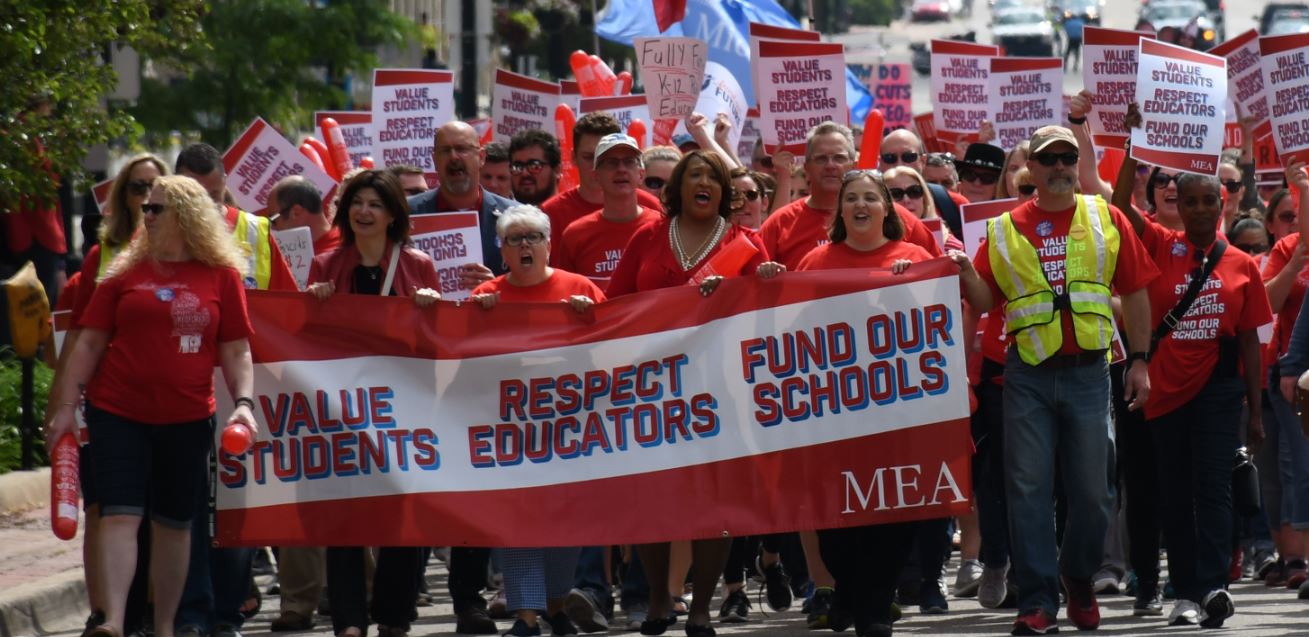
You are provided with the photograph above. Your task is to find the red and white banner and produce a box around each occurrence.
[1131,39,1227,175]
[410,213,484,302]
[578,95,652,148]
[1083,27,1151,148]
[749,22,821,112]
[222,118,339,216]
[213,263,974,547]
[492,70,561,144]
[960,198,1017,256]
[756,39,848,154]
[987,57,1063,151]
[371,69,455,171]
[315,111,374,168]
[635,36,709,120]
[1210,30,1272,140]
[871,63,913,137]
[1260,32,1309,166]
[930,40,1000,144]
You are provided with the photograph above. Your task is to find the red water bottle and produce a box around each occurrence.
[221,422,254,456]
[50,433,79,540]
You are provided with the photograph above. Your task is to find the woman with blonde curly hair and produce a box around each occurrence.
[45,175,257,637]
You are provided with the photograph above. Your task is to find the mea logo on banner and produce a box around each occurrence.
[492,70,561,143]
[1082,27,1151,149]
[1131,38,1227,175]
[222,118,339,216]
[315,111,374,168]
[371,69,455,171]
[213,263,972,547]
[1259,32,1309,166]
[930,40,1000,144]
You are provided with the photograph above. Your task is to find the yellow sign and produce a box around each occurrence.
[3,262,52,359]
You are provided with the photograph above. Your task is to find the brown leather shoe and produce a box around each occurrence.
[270,611,314,632]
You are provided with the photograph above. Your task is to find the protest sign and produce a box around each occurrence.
[272,227,312,291]
[756,39,848,154]
[213,261,973,547]
[1131,39,1227,175]
[1260,32,1309,166]
[738,107,762,159]
[579,95,653,147]
[314,111,373,168]
[987,58,1063,150]
[1255,134,1284,172]
[91,178,113,215]
[914,113,948,154]
[222,118,339,216]
[670,62,749,153]
[492,70,561,143]
[410,212,484,302]
[871,63,913,137]
[371,69,454,171]
[960,198,1017,256]
[634,37,709,120]
[749,22,821,110]
[1082,27,1151,148]
[1210,30,1272,140]
[930,40,1000,143]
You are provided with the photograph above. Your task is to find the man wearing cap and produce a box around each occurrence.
[957,143,1007,205]
[964,126,1158,635]
[554,134,660,291]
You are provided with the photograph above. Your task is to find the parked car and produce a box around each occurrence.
[912,0,954,21]
[992,7,1057,56]
[1142,0,1218,50]
[1260,2,1309,34]
[1050,0,1103,24]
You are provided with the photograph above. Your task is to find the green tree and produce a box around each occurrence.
[0,1,205,208]
[132,0,415,147]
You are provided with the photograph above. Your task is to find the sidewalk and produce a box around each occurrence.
[0,468,88,637]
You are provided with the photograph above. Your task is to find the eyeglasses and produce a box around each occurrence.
[597,157,641,170]
[1152,173,1181,188]
[127,179,154,196]
[888,185,925,201]
[1017,184,1037,196]
[1221,180,1242,194]
[959,167,1000,185]
[436,144,479,157]
[881,151,920,165]
[811,153,852,166]
[734,188,761,201]
[141,203,166,216]
[1034,152,1079,167]
[510,159,550,174]
[504,231,546,247]
[644,176,666,190]
[926,152,955,167]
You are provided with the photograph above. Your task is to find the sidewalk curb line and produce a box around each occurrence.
[0,570,88,637]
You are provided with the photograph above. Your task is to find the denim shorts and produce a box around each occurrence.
[85,403,213,529]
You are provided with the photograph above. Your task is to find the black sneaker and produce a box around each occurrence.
[1199,589,1234,628]
[458,608,500,635]
[718,588,750,623]
[546,612,579,636]
[806,587,834,629]
[82,612,107,637]
[504,619,542,637]
[918,580,948,615]
[756,556,794,611]
[1133,586,1163,617]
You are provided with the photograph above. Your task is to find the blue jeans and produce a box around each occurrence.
[973,362,1010,568]
[1003,348,1115,616]
[1266,380,1309,529]
[575,547,648,611]
[176,447,254,632]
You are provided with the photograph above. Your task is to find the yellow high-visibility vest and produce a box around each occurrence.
[95,242,124,282]
[232,210,272,290]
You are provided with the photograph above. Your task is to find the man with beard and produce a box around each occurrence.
[966,126,1158,636]
[509,129,560,205]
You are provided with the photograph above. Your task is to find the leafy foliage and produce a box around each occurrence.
[0,349,53,474]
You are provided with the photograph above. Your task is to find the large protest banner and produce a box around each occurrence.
[1131,39,1226,175]
[1260,32,1309,166]
[1210,30,1272,140]
[411,213,484,302]
[578,95,653,147]
[756,39,848,154]
[635,37,709,120]
[871,64,913,137]
[749,22,821,110]
[492,70,561,143]
[213,263,974,547]
[223,118,339,215]
[371,69,454,171]
[931,40,1000,144]
[1083,27,1151,148]
[987,58,1063,150]
[314,111,374,168]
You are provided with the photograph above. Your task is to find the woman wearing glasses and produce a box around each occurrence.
[728,167,768,230]
[641,146,681,202]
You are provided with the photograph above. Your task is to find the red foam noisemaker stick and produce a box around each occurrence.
[304,137,339,181]
[359,156,375,169]
[857,109,885,169]
[320,117,353,179]
[51,433,79,540]
[590,55,618,96]
[570,50,605,97]
[555,104,580,192]
[628,119,647,149]
[616,71,634,96]
[299,142,329,173]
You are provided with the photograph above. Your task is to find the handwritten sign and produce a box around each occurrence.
[961,198,1018,256]
[871,63,913,136]
[492,70,561,143]
[930,40,1001,143]
[222,118,338,216]
[578,95,652,148]
[1260,32,1309,166]
[671,62,748,154]
[314,111,373,168]
[1131,39,1227,175]
[987,57,1062,151]
[272,227,313,290]
[635,37,708,120]
[756,39,848,154]
[1083,27,1151,148]
[371,69,454,171]
[411,212,484,302]
[1211,30,1272,140]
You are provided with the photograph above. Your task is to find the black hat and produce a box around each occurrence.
[959,143,1005,173]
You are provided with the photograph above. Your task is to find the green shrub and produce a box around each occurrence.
[0,349,54,474]
[850,0,899,25]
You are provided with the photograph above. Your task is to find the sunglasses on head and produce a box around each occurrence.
[888,185,925,201]
[141,203,166,216]
[1034,152,1079,167]
[1017,184,1037,196]
[959,167,1000,185]
[843,169,878,182]
[1221,180,1242,194]
[127,179,154,196]
[881,151,920,165]
[644,176,667,190]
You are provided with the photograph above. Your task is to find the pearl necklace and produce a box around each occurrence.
[670,216,725,271]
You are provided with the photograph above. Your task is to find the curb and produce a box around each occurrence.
[0,469,49,516]
[0,570,88,637]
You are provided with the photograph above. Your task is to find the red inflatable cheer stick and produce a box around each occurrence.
[299,142,329,174]
[570,50,605,97]
[303,137,340,181]
[222,422,254,456]
[616,71,634,96]
[320,117,354,180]
[555,103,580,192]
[627,119,647,150]
[653,119,678,146]
[359,156,375,169]
[51,433,79,540]
[856,109,885,169]
[590,55,617,97]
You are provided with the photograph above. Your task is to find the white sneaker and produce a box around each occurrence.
[953,559,983,597]
[1168,599,1200,626]
[1091,570,1121,595]
[978,563,1010,609]
[1199,589,1234,628]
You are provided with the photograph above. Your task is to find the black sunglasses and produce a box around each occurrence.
[141,203,166,216]
[127,179,154,196]
[959,167,1000,185]
[881,151,920,165]
[644,176,667,190]
[1221,180,1242,194]
[510,159,550,174]
[1017,184,1037,196]
[888,185,925,201]
[734,188,761,201]
[1034,152,1079,167]
[1152,173,1181,188]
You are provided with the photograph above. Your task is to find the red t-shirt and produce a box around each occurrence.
[607,220,769,296]
[541,187,665,246]
[80,260,254,424]
[1140,220,1272,419]
[1261,233,1309,356]
[472,269,607,303]
[758,198,942,271]
[973,199,1158,356]
[314,227,343,255]
[795,240,933,272]
[553,207,661,290]
[71,244,106,328]
[56,272,82,313]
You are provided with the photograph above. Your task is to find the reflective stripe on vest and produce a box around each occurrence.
[95,243,124,282]
[986,194,1119,365]
[233,211,272,289]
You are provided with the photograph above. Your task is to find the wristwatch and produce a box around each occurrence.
[1127,352,1149,366]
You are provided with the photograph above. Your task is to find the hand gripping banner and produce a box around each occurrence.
[214,260,974,547]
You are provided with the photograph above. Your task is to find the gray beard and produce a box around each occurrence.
[1045,176,1075,195]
